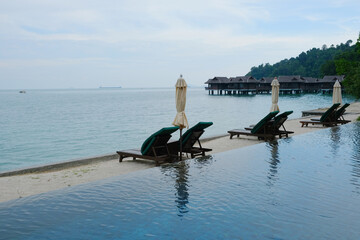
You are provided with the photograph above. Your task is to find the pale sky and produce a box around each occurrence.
[0,0,359,89]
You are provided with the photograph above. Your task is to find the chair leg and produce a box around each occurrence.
[198,140,203,149]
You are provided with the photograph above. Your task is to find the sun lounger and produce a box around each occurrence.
[228,111,279,140]
[117,126,179,165]
[168,122,213,158]
[299,103,340,127]
[310,103,351,125]
[244,111,294,138]
[334,103,351,124]
[270,111,294,138]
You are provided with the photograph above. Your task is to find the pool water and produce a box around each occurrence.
[1,123,360,239]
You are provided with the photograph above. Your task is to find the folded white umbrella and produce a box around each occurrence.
[172,75,189,160]
[332,80,342,105]
[270,77,280,112]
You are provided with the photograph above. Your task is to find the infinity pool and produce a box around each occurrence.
[1,123,360,239]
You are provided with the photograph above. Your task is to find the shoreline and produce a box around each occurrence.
[1,102,359,203]
[0,133,229,178]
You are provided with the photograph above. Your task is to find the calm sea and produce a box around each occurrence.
[0,88,355,172]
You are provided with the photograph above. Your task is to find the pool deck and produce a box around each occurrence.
[1,102,359,203]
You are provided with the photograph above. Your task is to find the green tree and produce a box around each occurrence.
[321,60,337,75]
[341,33,360,97]
[246,37,357,96]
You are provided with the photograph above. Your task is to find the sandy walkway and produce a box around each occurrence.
[1,102,359,203]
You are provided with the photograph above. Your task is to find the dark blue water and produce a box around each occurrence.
[0,88,355,172]
[1,122,359,239]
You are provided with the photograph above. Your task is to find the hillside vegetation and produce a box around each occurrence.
[247,34,360,97]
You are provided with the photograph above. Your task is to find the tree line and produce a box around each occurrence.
[246,34,360,97]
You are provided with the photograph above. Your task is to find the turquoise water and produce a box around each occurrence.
[1,123,360,239]
[0,88,355,172]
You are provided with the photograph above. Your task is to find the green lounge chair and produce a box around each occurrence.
[300,103,340,127]
[310,103,351,124]
[168,122,213,158]
[271,111,294,138]
[245,111,294,138]
[117,126,179,165]
[228,111,279,140]
[334,103,351,124]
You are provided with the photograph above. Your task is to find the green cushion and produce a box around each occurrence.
[140,126,179,155]
[320,103,340,122]
[334,103,350,119]
[273,111,293,126]
[181,122,213,145]
[251,111,279,134]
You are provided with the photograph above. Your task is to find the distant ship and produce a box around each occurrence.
[99,86,122,89]
[19,90,26,93]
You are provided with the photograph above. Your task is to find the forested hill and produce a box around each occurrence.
[246,40,354,78]
[246,36,360,97]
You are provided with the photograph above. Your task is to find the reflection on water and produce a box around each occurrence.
[193,155,215,169]
[350,123,360,193]
[266,141,280,186]
[173,161,190,217]
[329,126,341,156]
[160,156,215,217]
[161,161,190,217]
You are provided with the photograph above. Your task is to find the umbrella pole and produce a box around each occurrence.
[179,128,182,161]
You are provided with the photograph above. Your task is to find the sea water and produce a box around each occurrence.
[0,88,355,172]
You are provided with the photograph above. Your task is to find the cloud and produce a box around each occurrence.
[1,0,360,88]
[0,58,108,68]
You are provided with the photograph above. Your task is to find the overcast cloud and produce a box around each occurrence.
[0,0,359,89]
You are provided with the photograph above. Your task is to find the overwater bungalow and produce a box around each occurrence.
[277,75,305,94]
[227,76,258,95]
[257,77,273,93]
[302,77,320,93]
[320,75,345,93]
[205,75,345,95]
[204,77,229,95]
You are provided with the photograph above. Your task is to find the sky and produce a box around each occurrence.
[0,0,359,89]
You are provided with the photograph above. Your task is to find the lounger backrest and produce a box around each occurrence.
[181,122,213,146]
[272,111,293,128]
[251,111,279,134]
[182,131,204,150]
[141,126,179,155]
[334,103,350,120]
[319,103,340,122]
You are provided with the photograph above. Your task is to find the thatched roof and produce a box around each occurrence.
[259,77,274,83]
[204,77,229,84]
[228,76,257,83]
[278,75,305,83]
[322,75,345,83]
[302,77,319,83]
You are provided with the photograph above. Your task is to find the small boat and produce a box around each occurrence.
[19,90,26,94]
